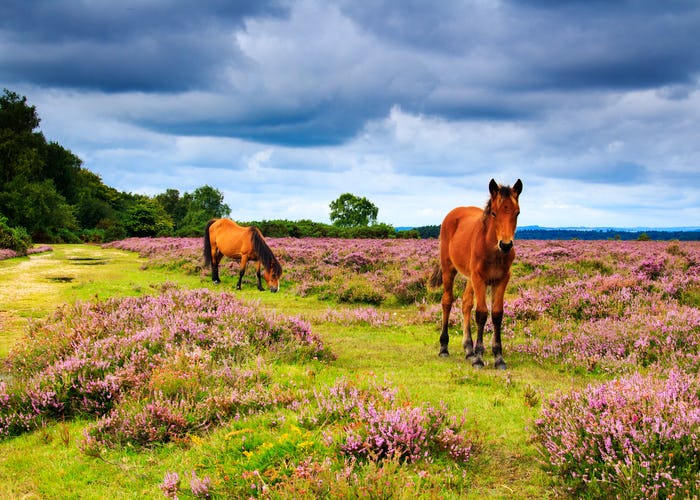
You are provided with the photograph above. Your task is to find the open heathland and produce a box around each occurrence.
[0,238,698,498]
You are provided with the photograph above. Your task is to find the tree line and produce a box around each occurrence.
[1,90,417,254]
[0,89,233,253]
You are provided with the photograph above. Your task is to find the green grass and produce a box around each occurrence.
[0,244,601,498]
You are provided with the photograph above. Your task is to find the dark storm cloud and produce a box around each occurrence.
[3,0,699,145]
[0,0,288,92]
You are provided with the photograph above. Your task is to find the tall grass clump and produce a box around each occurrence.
[533,369,700,498]
[1,283,331,447]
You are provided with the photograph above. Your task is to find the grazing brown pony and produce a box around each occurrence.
[203,218,282,292]
[430,179,522,369]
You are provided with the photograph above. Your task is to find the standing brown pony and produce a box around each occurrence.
[430,179,522,369]
[203,218,282,292]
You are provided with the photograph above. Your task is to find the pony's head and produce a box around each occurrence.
[250,227,283,292]
[486,178,522,254]
[262,262,282,293]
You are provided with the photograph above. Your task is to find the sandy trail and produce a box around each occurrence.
[0,246,115,351]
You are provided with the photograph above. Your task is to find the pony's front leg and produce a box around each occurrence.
[472,279,488,369]
[255,262,264,291]
[491,277,510,370]
[236,256,248,290]
[461,281,475,361]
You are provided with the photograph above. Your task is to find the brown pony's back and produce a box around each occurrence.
[208,218,253,259]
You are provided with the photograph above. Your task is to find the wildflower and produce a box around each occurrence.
[160,471,180,499]
[189,470,211,499]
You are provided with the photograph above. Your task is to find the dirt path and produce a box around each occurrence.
[0,245,125,355]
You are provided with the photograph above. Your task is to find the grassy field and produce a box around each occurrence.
[0,241,697,498]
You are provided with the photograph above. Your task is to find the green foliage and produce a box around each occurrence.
[154,185,231,236]
[0,89,40,134]
[0,177,78,242]
[414,225,440,238]
[122,198,173,237]
[329,193,379,227]
[0,215,31,254]
[397,228,420,239]
[249,219,398,239]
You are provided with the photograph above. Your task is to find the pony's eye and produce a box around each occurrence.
[491,212,496,217]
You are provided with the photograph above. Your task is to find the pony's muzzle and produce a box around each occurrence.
[498,240,514,253]
[270,286,279,293]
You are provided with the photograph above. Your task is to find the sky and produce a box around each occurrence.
[2,0,700,229]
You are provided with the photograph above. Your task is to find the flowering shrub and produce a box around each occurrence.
[160,471,180,499]
[511,240,700,373]
[300,378,474,464]
[533,370,700,498]
[0,245,53,260]
[0,285,330,445]
[189,470,212,498]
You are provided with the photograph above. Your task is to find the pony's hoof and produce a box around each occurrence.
[213,280,220,285]
[439,350,450,358]
[472,359,484,369]
[494,355,507,370]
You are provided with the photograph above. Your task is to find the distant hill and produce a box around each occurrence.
[408,225,700,241]
[517,227,700,241]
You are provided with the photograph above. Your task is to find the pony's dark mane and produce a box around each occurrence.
[251,227,283,278]
[482,185,516,222]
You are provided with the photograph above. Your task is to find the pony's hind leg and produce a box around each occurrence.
[439,268,457,357]
[211,251,222,284]
[236,256,248,290]
[471,279,489,369]
[491,279,509,370]
[461,281,476,361]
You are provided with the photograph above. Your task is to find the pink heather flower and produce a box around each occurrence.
[160,471,180,499]
[189,470,211,498]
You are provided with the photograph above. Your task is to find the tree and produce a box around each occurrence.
[123,198,173,237]
[177,185,231,236]
[329,193,378,227]
[0,177,77,241]
[155,189,186,224]
[0,89,40,134]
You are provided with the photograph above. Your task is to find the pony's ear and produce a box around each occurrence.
[513,179,523,197]
[489,179,499,196]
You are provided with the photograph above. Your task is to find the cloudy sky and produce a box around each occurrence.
[2,0,700,228]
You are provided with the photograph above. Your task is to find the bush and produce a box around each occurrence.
[300,378,474,464]
[0,215,31,254]
[533,370,700,498]
[1,285,331,446]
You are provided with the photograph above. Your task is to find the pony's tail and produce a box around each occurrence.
[429,260,443,289]
[203,219,216,268]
